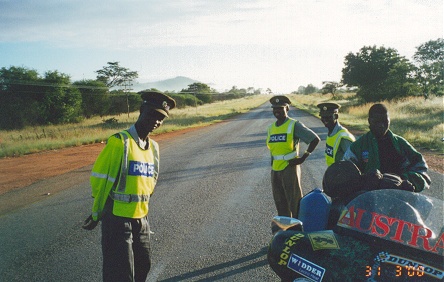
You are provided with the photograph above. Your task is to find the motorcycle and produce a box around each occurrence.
[267,161,444,281]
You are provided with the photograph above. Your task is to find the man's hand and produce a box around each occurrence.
[288,156,306,166]
[400,180,415,192]
[82,215,99,230]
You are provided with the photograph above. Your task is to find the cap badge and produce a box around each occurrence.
[162,101,170,111]
[323,106,327,111]
[275,98,280,103]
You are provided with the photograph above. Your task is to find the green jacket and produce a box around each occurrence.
[344,130,430,192]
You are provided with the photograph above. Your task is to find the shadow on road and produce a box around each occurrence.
[158,247,269,281]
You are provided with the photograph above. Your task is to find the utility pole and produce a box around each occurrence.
[123,79,133,118]
[190,84,198,113]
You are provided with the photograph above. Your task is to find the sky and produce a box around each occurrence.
[0,0,442,93]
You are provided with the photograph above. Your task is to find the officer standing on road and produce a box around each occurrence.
[82,90,176,282]
[266,95,320,219]
[317,102,355,166]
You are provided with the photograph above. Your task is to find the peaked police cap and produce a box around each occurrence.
[139,90,176,117]
[270,95,291,108]
[317,102,341,117]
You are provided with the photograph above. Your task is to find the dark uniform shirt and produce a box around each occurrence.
[377,136,405,176]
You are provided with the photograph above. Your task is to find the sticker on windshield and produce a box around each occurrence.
[308,230,340,251]
[369,252,444,280]
[287,253,326,282]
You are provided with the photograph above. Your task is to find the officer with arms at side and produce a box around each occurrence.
[82,90,176,282]
[317,102,355,166]
[343,103,431,192]
[266,95,320,219]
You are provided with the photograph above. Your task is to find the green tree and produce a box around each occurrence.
[321,81,340,96]
[106,90,140,115]
[341,45,416,102]
[181,82,213,104]
[96,62,139,88]
[96,62,139,117]
[73,79,109,118]
[304,84,317,94]
[296,85,305,94]
[413,38,444,99]
[40,71,82,124]
[0,66,41,129]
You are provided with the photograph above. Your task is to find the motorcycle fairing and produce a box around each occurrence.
[336,190,444,257]
[268,230,372,281]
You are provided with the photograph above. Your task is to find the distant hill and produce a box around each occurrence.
[132,76,200,92]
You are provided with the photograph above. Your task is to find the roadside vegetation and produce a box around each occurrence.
[0,95,270,157]
[1,93,442,158]
[289,93,443,153]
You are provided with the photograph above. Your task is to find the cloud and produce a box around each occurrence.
[0,0,441,92]
[1,0,441,50]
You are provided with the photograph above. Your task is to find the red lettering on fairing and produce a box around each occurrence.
[338,206,355,227]
[355,208,371,231]
[338,205,443,254]
[408,224,433,251]
[432,233,444,253]
[371,213,391,237]
[389,219,412,243]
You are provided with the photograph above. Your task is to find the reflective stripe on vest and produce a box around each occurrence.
[91,172,116,184]
[325,129,355,166]
[272,151,297,161]
[110,191,150,203]
[116,133,130,193]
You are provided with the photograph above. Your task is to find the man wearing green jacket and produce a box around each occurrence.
[343,103,431,192]
[82,90,176,282]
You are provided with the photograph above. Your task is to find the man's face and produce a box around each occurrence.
[139,108,166,134]
[368,113,390,139]
[273,106,288,121]
[320,114,337,129]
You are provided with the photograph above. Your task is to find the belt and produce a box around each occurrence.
[272,151,297,161]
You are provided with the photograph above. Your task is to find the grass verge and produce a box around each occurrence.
[0,95,270,157]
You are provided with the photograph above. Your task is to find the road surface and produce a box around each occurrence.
[0,103,442,281]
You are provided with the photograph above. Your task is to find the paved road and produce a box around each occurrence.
[0,103,442,281]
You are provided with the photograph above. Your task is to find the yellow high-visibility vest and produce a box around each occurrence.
[266,118,298,171]
[90,131,159,220]
[325,129,355,166]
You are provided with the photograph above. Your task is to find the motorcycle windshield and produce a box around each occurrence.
[337,190,443,257]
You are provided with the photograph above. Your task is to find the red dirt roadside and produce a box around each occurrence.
[0,129,195,196]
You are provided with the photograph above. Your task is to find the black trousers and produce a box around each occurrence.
[101,213,151,282]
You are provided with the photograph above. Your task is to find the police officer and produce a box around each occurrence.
[317,102,355,166]
[82,90,176,282]
[267,96,320,218]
